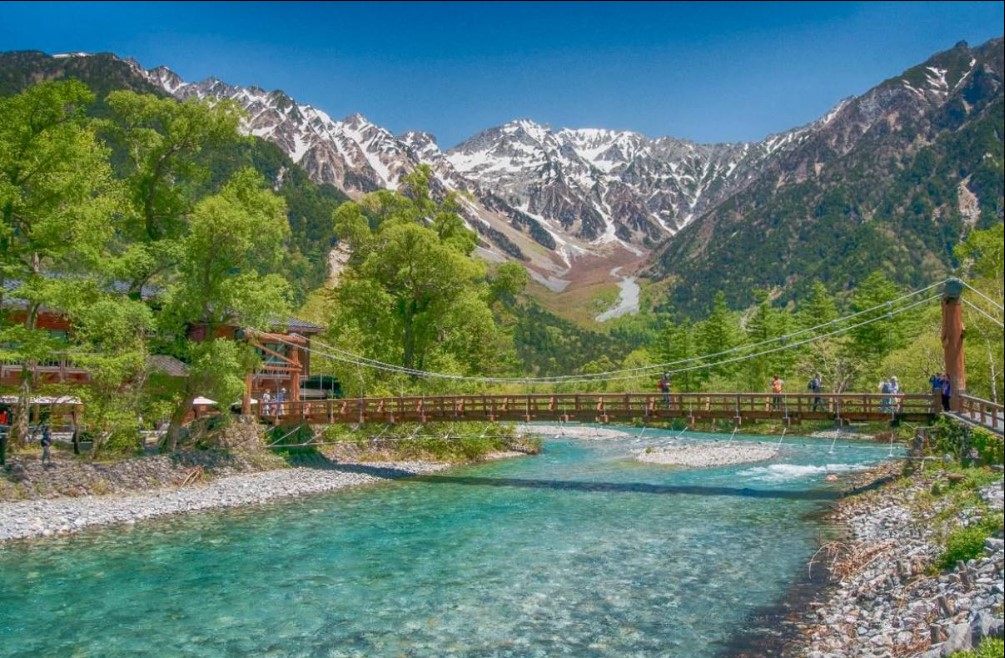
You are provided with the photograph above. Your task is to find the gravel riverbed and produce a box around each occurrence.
[786,465,1004,657]
[0,460,449,543]
[636,442,779,468]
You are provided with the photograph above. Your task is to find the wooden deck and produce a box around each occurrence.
[256,392,939,426]
[954,395,1004,436]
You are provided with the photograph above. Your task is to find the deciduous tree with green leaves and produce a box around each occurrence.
[104,91,244,299]
[955,223,1004,401]
[322,166,519,392]
[159,169,291,450]
[0,80,120,446]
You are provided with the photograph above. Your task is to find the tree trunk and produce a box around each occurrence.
[12,369,34,448]
[11,299,40,449]
[402,307,415,371]
[163,392,195,453]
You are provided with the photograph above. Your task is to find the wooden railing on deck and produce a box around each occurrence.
[958,394,1004,434]
[254,392,938,426]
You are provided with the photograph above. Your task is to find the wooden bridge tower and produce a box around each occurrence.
[941,278,967,412]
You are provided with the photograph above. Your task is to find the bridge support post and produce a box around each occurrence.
[242,373,252,415]
[941,279,967,413]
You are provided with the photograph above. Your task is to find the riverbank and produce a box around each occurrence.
[517,424,632,440]
[636,442,778,468]
[0,438,531,543]
[522,423,795,468]
[778,461,1005,657]
[0,457,454,543]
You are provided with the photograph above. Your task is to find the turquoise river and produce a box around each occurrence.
[0,428,899,657]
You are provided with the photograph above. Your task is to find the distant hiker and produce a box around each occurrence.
[659,373,671,407]
[771,375,784,411]
[277,387,287,416]
[40,425,53,466]
[940,374,952,412]
[261,390,273,417]
[930,372,944,412]
[890,376,900,412]
[879,378,892,412]
[808,373,823,412]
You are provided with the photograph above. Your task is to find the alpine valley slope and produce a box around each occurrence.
[650,38,1004,313]
[139,39,1003,317]
[137,62,819,307]
[4,39,1001,319]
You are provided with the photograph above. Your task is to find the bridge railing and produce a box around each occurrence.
[254,392,937,424]
[958,394,1003,433]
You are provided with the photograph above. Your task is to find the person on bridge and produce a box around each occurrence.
[770,375,784,411]
[879,378,892,413]
[659,373,671,408]
[940,374,952,412]
[929,372,943,395]
[277,387,287,416]
[808,373,823,412]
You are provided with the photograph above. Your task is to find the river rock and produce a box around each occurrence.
[971,611,1004,642]
[940,622,972,655]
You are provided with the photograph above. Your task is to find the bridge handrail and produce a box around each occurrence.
[255,391,937,422]
[958,394,1003,433]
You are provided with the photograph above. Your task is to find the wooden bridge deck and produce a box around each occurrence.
[257,392,938,426]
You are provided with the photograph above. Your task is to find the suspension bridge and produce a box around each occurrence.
[248,278,1002,437]
[257,391,940,426]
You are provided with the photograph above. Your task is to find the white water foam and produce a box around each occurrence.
[738,463,868,483]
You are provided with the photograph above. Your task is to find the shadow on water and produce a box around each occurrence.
[412,474,842,501]
[411,470,898,501]
[283,455,901,503]
[285,451,427,480]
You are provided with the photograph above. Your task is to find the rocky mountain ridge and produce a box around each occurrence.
[5,39,1000,317]
[134,58,828,292]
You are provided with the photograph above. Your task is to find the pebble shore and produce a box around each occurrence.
[636,442,779,468]
[0,461,448,543]
[787,466,1005,657]
[521,423,781,468]
[518,424,631,440]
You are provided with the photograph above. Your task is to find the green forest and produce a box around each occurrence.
[2,80,1003,457]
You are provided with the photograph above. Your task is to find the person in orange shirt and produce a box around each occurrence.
[771,374,784,411]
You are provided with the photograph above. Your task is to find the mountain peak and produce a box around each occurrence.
[145,65,185,93]
[343,111,372,127]
[502,118,551,141]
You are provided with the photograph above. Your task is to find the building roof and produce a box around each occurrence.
[0,395,82,405]
[273,316,323,334]
[3,277,161,304]
[147,355,189,377]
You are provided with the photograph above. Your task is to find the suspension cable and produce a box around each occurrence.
[963,299,1005,328]
[959,280,1005,312]
[261,293,939,385]
[263,280,949,385]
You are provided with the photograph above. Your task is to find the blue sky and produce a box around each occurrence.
[3,1,1002,147]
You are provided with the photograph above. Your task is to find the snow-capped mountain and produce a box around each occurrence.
[146,67,415,195]
[4,41,999,318]
[132,36,1001,310]
[137,63,816,283]
[447,120,810,244]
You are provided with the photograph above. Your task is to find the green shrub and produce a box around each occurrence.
[930,417,1004,466]
[937,519,1000,570]
[951,637,1005,658]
